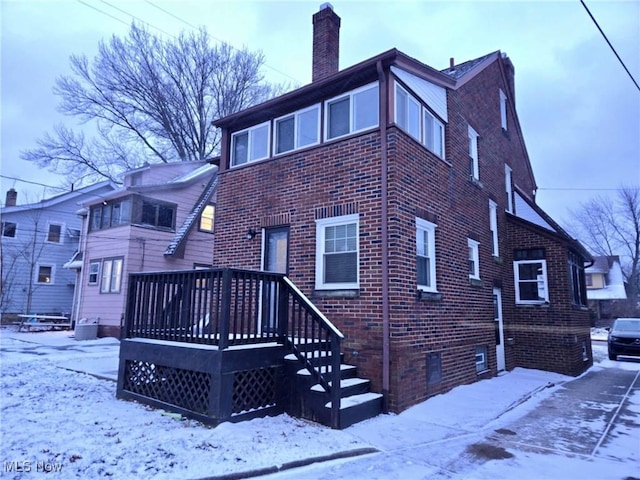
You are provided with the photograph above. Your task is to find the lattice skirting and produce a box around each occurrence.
[232,367,277,415]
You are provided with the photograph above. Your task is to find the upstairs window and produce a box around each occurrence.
[489,200,499,257]
[36,265,54,284]
[90,199,132,231]
[500,89,508,130]
[231,122,270,166]
[275,105,320,154]
[395,84,421,140]
[326,83,379,140]
[199,204,215,233]
[505,165,513,213]
[141,201,174,230]
[315,214,359,290]
[468,238,480,280]
[2,221,16,238]
[416,218,437,292]
[514,249,548,304]
[424,110,445,159]
[468,125,479,181]
[46,223,63,243]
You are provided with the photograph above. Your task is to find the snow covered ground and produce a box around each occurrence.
[0,327,638,479]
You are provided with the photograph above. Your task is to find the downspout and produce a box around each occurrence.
[377,60,390,412]
[73,208,90,326]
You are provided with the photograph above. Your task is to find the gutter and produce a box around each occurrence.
[377,60,390,412]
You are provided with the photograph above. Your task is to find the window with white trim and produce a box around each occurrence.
[395,83,421,140]
[1,221,16,238]
[505,165,513,213]
[88,261,100,285]
[489,200,499,257]
[199,204,215,233]
[274,104,320,154]
[475,346,488,373]
[514,249,548,304]
[36,265,54,284]
[423,109,445,159]
[231,122,270,166]
[500,89,508,130]
[46,223,63,243]
[315,214,359,290]
[100,258,124,294]
[468,125,479,181]
[326,83,379,140]
[468,238,480,280]
[416,218,437,292]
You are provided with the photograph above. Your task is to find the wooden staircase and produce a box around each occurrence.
[284,344,383,429]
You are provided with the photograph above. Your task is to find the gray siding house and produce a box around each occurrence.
[1,183,117,320]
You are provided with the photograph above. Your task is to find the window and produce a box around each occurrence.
[514,249,548,304]
[326,83,379,140]
[199,204,215,233]
[36,265,53,284]
[416,218,437,292]
[315,214,359,289]
[88,261,100,285]
[468,125,479,181]
[395,83,421,140]
[141,201,174,229]
[275,105,320,154]
[489,200,499,257]
[499,89,508,130]
[423,109,445,159]
[568,250,587,306]
[468,238,480,280]
[427,352,442,385]
[505,165,513,213]
[231,122,270,166]
[90,199,131,231]
[100,258,123,293]
[46,223,63,243]
[1,221,16,238]
[475,346,488,373]
[585,273,593,287]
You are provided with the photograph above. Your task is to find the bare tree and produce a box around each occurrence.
[23,24,288,184]
[569,186,640,312]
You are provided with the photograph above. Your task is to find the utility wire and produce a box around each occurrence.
[99,0,176,38]
[580,0,640,92]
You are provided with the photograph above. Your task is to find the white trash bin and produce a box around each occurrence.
[75,318,99,341]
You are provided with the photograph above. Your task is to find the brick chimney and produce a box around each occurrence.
[5,188,17,207]
[312,3,341,82]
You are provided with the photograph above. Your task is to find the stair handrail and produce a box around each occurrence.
[281,276,344,429]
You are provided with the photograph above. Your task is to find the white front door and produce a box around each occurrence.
[493,287,506,371]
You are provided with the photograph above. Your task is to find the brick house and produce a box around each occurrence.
[209,5,593,413]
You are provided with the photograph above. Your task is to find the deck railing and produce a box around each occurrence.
[124,268,345,427]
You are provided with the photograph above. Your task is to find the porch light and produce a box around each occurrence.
[245,229,257,240]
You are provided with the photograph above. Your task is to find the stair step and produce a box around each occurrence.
[310,377,369,392]
[296,364,356,376]
[324,392,383,410]
[284,350,331,361]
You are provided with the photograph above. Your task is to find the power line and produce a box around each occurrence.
[76,0,129,27]
[98,0,176,38]
[580,0,640,92]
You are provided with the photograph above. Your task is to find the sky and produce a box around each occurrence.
[1,0,639,226]
[0,327,638,479]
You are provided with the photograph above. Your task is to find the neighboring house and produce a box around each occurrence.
[73,161,218,337]
[586,255,627,322]
[0,182,117,320]
[209,5,593,413]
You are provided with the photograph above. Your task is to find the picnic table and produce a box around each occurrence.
[17,314,72,332]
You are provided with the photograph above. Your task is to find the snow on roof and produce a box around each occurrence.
[587,256,627,300]
[170,163,217,183]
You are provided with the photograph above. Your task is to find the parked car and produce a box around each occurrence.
[607,318,640,361]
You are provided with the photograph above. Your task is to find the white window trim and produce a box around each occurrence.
[45,222,65,244]
[394,82,421,141]
[468,125,479,181]
[468,238,480,280]
[500,89,508,130]
[324,82,379,141]
[35,264,55,285]
[230,121,271,167]
[88,261,101,285]
[423,109,445,159]
[315,214,360,290]
[514,259,549,304]
[273,104,321,155]
[489,200,499,257]
[505,165,513,213]
[1,221,18,239]
[100,258,124,294]
[416,217,437,292]
[475,345,488,373]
